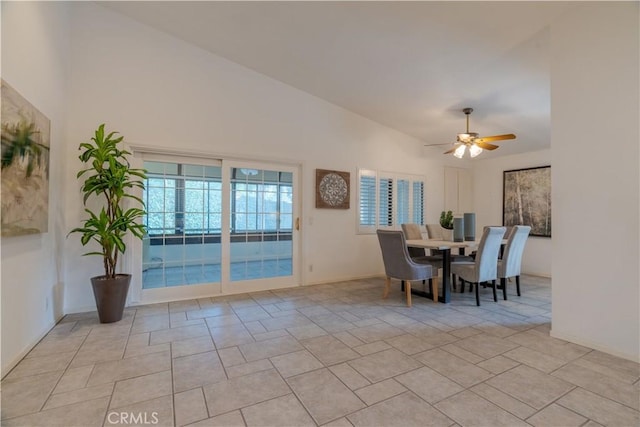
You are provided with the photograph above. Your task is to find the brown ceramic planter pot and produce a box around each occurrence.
[90,274,131,323]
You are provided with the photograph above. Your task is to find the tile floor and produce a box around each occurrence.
[1,275,639,427]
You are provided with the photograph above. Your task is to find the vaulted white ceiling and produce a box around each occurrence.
[101,1,577,159]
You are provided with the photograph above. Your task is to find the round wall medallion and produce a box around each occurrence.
[319,173,348,207]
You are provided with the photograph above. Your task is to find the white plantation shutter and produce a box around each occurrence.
[358,171,376,233]
[412,181,424,224]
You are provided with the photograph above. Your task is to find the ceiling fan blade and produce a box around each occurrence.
[475,141,499,150]
[475,133,516,143]
[443,144,461,154]
[424,143,454,147]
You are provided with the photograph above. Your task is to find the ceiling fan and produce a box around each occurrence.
[425,108,516,158]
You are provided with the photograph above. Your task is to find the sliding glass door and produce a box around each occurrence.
[138,156,299,300]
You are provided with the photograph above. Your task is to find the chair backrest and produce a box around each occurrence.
[474,226,506,283]
[498,225,531,278]
[425,224,443,240]
[401,223,426,258]
[401,223,423,240]
[376,230,431,281]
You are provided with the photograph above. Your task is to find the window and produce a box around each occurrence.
[357,169,425,234]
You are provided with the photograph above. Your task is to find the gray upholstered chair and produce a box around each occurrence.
[376,230,438,306]
[425,224,443,240]
[497,225,531,300]
[451,226,506,306]
[401,223,443,268]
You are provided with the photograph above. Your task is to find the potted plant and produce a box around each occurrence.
[440,210,454,241]
[69,124,146,323]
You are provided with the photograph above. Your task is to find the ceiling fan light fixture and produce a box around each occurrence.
[457,132,478,143]
[469,144,483,158]
[453,144,466,158]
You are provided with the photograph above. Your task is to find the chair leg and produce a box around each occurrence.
[516,276,521,296]
[492,280,497,302]
[383,277,391,299]
[406,281,412,307]
[501,278,507,300]
[468,281,473,293]
[452,274,457,292]
[432,277,439,303]
[475,282,480,306]
[401,280,405,292]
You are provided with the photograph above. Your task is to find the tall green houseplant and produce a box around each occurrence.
[69,124,146,322]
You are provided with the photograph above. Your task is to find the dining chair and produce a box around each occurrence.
[497,225,531,300]
[401,223,442,296]
[376,230,439,306]
[451,226,506,306]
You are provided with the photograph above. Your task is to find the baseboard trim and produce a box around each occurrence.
[1,314,65,379]
[304,274,381,287]
[550,328,640,363]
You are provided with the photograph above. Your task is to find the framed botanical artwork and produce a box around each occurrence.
[503,165,551,237]
[315,169,350,209]
[1,80,51,237]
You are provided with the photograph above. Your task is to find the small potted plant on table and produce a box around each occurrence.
[440,210,454,241]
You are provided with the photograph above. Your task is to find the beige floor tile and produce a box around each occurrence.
[476,355,520,374]
[107,394,174,427]
[242,394,315,426]
[576,350,640,383]
[470,383,537,419]
[0,371,62,420]
[185,410,245,427]
[233,306,272,323]
[52,365,93,394]
[218,346,246,367]
[124,332,170,358]
[26,335,86,359]
[419,331,460,347]
[238,336,303,362]
[173,350,226,392]
[210,324,255,349]
[439,343,485,364]
[203,369,290,417]
[135,303,169,317]
[348,391,453,427]
[259,313,314,331]
[321,417,353,426]
[270,350,323,378]
[287,324,329,340]
[301,335,360,366]
[225,359,274,379]
[348,323,406,343]
[557,387,639,426]
[332,331,365,348]
[385,334,435,355]
[171,335,215,358]
[243,320,267,335]
[503,346,567,373]
[435,390,529,426]
[131,313,170,334]
[552,362,640,410]
[415,348,492,388]
[453,334,519,359]
[526,403,587,427]
[6,351,75,380]
[187,305,234,320]
[353,340,392,356]
[205,314,242,328]
[395,366,463,404]
[87,350,171,386]
[110,370,173,409]
[354,378,407,406]
[175,387,208,427]
[43,382,114,410]
[150,323,210,345]
[329,363,371,390]
[487,365,574,409]
[506,330,590,362]
[169,299,200,313]
[348,348,422,383]
[251,329,291,342]
[70,338,127,368]
[2,396,109,427]
[287,368,365,425]
[170,311,205,329]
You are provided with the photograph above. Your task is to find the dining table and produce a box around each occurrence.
[405,239,479,303]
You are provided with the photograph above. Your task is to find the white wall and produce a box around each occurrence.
[473,149,551,276]
[1,1,70,376]
[63,3,448,313]
[550,3,639,361]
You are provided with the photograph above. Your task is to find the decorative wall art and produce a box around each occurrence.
[1,80,51,237]
[503,166,551,237]
[315,169,350,209]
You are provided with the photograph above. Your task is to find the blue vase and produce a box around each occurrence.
[464,213,476,241]
[453,217,464,242]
